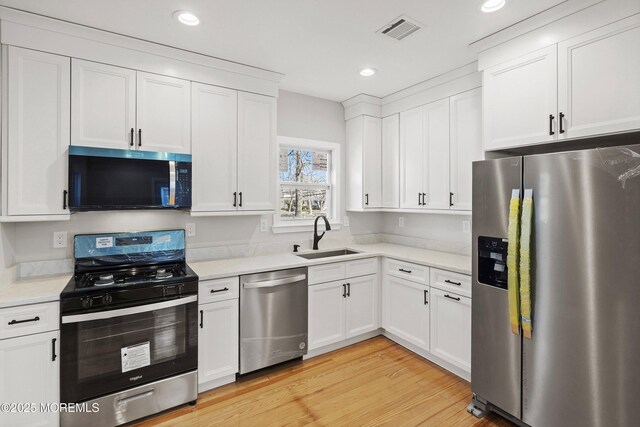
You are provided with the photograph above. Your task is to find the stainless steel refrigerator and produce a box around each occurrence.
[471,145,640,427]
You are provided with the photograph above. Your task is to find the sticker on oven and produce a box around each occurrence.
[121,342,151,373]
[96,237,114,249]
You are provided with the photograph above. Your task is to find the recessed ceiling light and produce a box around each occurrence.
[481,0,506,13]
[173,10,200,26]
[359,68,377,77]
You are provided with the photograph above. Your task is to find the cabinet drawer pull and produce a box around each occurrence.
[199,310,204,329]
[549,114,555,135]
[444,279,462,286]
[444,294,461,301]
[559,112,565,134]
[424,289,428,305]
[51,338,57,362]
[210,287,229,294]
[398,268,412,274]
[8,316,40,326]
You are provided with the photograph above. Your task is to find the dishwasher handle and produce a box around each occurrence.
[243,274,307,289]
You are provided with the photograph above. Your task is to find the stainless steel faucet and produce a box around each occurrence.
[312,215,332,250]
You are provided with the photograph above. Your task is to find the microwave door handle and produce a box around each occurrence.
[169,160,176,206]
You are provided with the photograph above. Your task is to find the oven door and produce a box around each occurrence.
[61,295,198,403]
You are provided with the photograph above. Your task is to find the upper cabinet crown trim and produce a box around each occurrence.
[0,7,283,97]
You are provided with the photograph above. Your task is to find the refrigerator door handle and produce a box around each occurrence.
[520,188,534,339]
[507,188,522,335]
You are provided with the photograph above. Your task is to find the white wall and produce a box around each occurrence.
[11,90,382,264]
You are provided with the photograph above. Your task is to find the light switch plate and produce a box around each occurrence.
[186,223,196,237]
[399,217,405,228]
[260,218,268,232]
[53,231,67,248]
[463,220,471,233]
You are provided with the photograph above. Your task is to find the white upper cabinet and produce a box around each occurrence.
[191,83,238,212]
[346,115,382,210]
[399,100,449,210]
[483,45,558,150]
[558,16,640,139]
[400,106,424,209]
[237,92,277,211]
[71,59,137,149]
[5,47,70,217]
[381,114,400,208]
[136,72,191,153]
[363,116,382,209]
[423,99,450,209]
[449,88,482,211]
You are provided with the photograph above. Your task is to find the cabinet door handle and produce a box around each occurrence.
[199,310,204,328]
[422,193,427,206]
[445,279,462,286]
[444,294,461,301]
[365,194,369,206]
[346,283,351,297]
[138,129,142,147]
[398,268,412,274]
[239,192,243,207]
[424,290,428,305]
[63,190,68,210]
[51,338,57,362]
[449,192,454,207]
[549,114,555,135]
[210,287,229,294]
[8,316,40,326]
[233,192,237,207]
[559,112,565,134]
[418,192,422,206]
[130,128,135,147]
[342,284,347,298]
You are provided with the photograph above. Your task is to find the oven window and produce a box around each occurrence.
[77,305,186,380]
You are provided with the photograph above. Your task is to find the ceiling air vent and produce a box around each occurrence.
[376,15,423,41]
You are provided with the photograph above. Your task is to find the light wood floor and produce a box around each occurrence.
[135,337,512,426]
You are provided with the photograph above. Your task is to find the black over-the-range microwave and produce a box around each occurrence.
[67,146,192,211]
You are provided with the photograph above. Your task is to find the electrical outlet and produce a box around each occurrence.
[53,231,67,248]
[463,220,471,233]
[344,216,350,227]
[260,218,268,232]
[398,216,405,228]
[186,223,196,237]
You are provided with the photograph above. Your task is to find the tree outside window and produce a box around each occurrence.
[279,148,331,220]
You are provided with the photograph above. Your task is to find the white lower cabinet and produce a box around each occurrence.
[198,279,239,392]
[383,275,430,351]
[429,288,471,372]
[308,267,378,352]
[0,330,60,427]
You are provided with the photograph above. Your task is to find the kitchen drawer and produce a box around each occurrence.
[308,262,346,285]
[346,257,378,278]
[0,301,59,340]
[430,268,471,298]
[199,277,239,303]
[386,259,429,285]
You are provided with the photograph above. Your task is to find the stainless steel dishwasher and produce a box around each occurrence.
[239,267,308,374]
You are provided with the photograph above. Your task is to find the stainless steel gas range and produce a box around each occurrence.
[59,229,198,427]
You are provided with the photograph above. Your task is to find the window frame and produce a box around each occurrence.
[272,136,341,233]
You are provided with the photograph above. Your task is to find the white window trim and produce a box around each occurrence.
[272,136,341,234]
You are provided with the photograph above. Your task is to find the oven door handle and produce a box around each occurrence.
[243,274,307,289]
[116,389,155,406]
[61,295,197,324]
[169,160,176,205]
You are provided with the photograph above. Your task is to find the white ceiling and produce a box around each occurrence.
[0,0,569,101]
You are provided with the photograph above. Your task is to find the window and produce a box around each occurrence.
[274,137,340,232]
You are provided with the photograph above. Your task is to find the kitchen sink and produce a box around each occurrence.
[296,249,360,260]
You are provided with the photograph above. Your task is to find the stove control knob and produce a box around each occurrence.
[81,297,93,309]
[102,294,113,305]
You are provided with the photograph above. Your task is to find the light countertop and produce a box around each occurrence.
[0,243,471,309]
